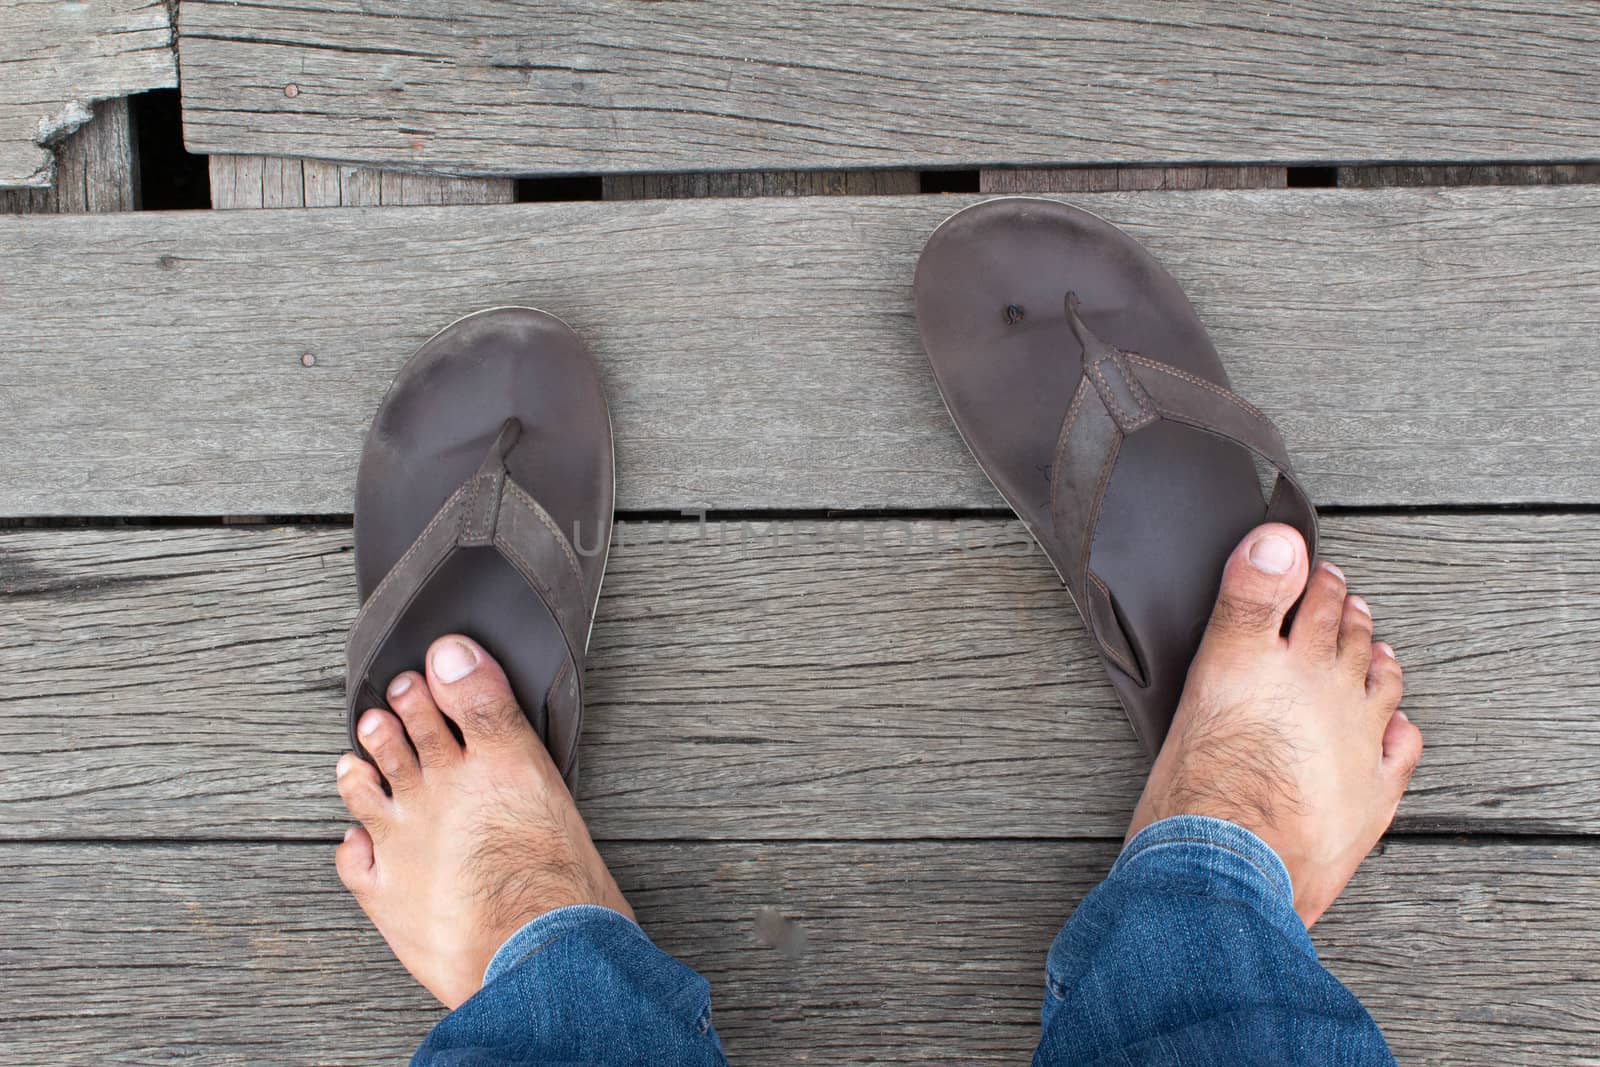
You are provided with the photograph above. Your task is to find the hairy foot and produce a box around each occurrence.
[1127,523,1422,927]
[335,635,631,1009]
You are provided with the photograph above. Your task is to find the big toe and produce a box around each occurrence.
[1201,523,1310,649]
[426,635,534,750]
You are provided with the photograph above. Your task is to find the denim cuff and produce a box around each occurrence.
[483,904,642,987]
[1110,815,1305,945]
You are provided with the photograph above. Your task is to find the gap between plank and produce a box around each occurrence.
[8,501,1600,530]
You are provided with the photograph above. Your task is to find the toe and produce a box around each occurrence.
[335,825,377,898]
[357,708,421,792]
[336,752,390,834]
[1367,641,1404,707]
[1338,595,1374,677]
[1289,560,1347,661]
[387,671,461,771]
[1200,523,1310,649]
[1381,708,1423,789]
[426,635,532,749]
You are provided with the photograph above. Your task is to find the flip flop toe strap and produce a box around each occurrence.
[1048,293,1318,686]
[344,418,592,733]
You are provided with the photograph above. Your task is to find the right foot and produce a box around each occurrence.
[1127,523,1423,927]
[334,634,632,1009]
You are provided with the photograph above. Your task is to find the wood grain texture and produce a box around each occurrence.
[0,0,173,189]
[5,187,1600,515]
[1340,163,1600,188]
[0,99,137,213]
[981,166,1288,194]
[603,170,920,200]
[0,840,1593,1064]
[4,514,1596,840]
[208,155,514,208]
[175,0,1600,176]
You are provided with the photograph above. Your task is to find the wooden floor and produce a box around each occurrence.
[4,3,1600,1064]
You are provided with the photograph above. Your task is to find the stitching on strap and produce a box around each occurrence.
[461,472,485,542]
[547,658,572,701]
[495,531,586,674]
[1078,430,1123,602]
[1087,358,1132,425]
[1049,376,1093,512]
[503,480,588,593]
[498,535,559,616]
[1088,354,1154,427]
[1128,354,1270,424]
[347,481,471,658]
[1086,570,1140,677]
[544,658,582,769]
[1157,405,1287,464]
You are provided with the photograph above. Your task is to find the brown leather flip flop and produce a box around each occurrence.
[915,198,1317,755]
[345,307,613,788]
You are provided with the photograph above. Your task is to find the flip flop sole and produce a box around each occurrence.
[352,307,613,779]
[917,198,1288,753]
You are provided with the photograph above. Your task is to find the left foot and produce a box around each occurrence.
[334,634,631,1009]
[1126,524,1422,926]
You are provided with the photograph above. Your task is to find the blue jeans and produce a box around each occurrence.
[414,817,1392,1065]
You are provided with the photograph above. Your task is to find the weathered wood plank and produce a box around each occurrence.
[0,840,1593,1064]
[4,187,1600,515]
[981,166,1288,194]
[602,170,920,200]
[176,0,1600,176]
[0,98,138,214]
[208,155,515,209]
[0,0,173,189]
[1340,163,1600,188]
[4,514,1596,840]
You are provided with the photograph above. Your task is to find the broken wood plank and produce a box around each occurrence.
[176,0,1600,177]
[208,155,515,209]
[4,514,1595,840]
[0,839,1593,1064]
[602,170,920,200]
[0,98,138,214]
[980,166,1288,194]
[1,0,174,189]
[4,186,1600,515]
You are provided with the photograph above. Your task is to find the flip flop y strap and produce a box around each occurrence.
[344,418,591,758]
[1048,293,1318,685]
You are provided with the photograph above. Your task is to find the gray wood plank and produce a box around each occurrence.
[0,0,173,189]
[0,99,137,214]
[175,0,1600,177]
[0,840,1593,1064]
[5,186,1600,515]
[1340,163,1600,189]
[602,170,920,200]
[4,514,1595,840]
[208,155,515,209]
[981,165,1288,194]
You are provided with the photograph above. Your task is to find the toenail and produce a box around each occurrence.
[358,712,383,737]
[343,826,355,842]
[336,755,355,777]
[388,675,412,699]
[1395,709,1409,722]
[1319,560,1345,581]
[1350,596,1371,617]
[433,640,478,683]
[1375,641,1395,659]
[1248,533,1295,574]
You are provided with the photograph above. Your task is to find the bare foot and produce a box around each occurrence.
[1127,523,1423,927]
[334,634,631,1009]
